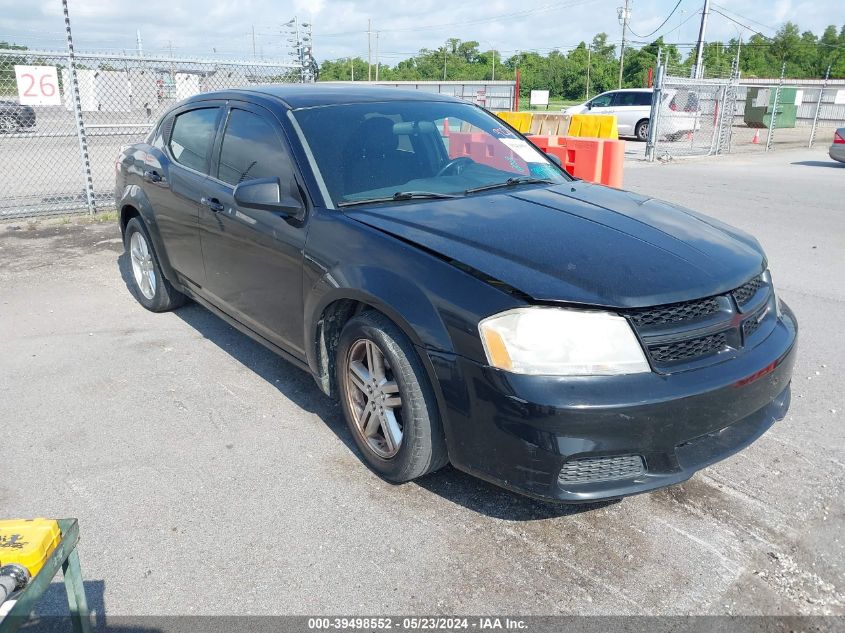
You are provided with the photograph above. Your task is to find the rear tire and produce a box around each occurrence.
[124,217,186,312]
[635,119,649,142]
[336,310,449,483]
[0,115,17,134]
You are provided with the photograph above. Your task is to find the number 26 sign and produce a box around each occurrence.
[14,65,62,106]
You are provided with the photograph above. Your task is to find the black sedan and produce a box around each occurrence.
[0,100,36,133]
[115,85,797,503]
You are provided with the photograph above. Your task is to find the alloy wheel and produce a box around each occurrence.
[345,338,404,459]
[129,231,157,300]
[0,115,15,134]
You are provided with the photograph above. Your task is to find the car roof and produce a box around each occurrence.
[192,83,461,110]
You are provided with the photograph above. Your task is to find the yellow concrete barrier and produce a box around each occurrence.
[529,113,571,136]
[567,114,619,139]
[496,111,533,134]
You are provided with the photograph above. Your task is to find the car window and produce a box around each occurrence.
[169,108,218,173]
[635,92,653,106]
[590,94,613,108]
[149,115,172,150]
[292,101,568,205]
[217,109,292,186]
[615,92,650,107]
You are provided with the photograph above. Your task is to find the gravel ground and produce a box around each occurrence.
[0,147,843,621]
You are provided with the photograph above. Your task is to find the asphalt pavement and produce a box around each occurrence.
[0,148,842,620]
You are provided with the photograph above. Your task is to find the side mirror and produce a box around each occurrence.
[233,177,304,218]
[586,101,593,110]
[547,153,562,168]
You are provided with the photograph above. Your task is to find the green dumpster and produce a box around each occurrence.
[744,87,798,129]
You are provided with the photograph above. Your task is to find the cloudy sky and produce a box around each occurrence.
[0,0,839,64]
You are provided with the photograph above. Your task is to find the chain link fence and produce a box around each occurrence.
[0,49,301,218]
[647,63,845,161]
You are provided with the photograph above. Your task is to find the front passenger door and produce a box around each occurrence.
[586,92,615,116]
[199,104,308,357]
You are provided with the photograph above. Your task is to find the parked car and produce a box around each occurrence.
[0,100,36,133]
[830,127,845,163]
[115,85,797,503]
[564,88,700,141]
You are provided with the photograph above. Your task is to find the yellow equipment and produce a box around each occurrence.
[0,519,61,577]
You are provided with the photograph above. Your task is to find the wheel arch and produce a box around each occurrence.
[306,277,453,401]
[117,185,178,285]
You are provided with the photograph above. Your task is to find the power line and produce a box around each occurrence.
[627,0,685,39]
[315,0,604,37]
[711,4,776,33]
[710,8,767,37]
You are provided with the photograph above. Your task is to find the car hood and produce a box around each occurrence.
[343,183,766,308]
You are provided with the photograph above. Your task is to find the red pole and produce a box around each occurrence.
[647,67,654,87]
[514,68,520,111]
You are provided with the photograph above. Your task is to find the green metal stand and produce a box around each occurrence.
[0,519,91,633]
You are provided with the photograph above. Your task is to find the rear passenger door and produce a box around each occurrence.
[612,91,650,135]
[199,102,308,356]
[152,103,224,288]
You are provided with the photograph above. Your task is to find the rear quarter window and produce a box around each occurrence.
[635,92,653,107]
[169,108,219,173]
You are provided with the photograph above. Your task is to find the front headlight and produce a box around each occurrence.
[478,307,651,376]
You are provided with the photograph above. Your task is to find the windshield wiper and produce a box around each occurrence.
[338,191,460,207]
[464,177,554,195]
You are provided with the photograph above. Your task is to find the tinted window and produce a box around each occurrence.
[590,93,613,107]
[217,109,291,186]
[169,108,218,172]
[615,92,651,106]
[149,115,172,150]
[636,92,653,106]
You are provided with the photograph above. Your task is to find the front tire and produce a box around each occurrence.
[635,119,649,142]
[124,217,186,312]
[336,311,448,483]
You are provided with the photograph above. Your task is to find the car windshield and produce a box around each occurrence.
[291,100,569,207]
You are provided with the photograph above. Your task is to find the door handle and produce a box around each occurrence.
[201,197,224,213]
[143,170,162,183]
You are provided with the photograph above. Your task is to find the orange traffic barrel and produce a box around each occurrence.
[600,139,625,188]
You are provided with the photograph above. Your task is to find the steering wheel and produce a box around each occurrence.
[436,156,474,177]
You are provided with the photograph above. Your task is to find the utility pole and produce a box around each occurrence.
[617,0,631,88]
[350,57,354,81]
[375,31,380,81]
[251,25,256,59]
[136,29,143,57]
[585,44,591,99]
[492,49,496,80]
[443,41,448,81]
[693,0,711,79]
[367,19,372,81]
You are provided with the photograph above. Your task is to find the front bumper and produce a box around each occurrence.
[429,303,797,503]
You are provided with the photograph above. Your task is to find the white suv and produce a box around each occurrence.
[564,88,700,141]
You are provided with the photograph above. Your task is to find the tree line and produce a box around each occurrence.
[318,22,845,100]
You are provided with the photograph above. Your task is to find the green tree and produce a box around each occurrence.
[0,41,28,96]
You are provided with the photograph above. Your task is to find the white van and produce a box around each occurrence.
[564,88,700,141]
